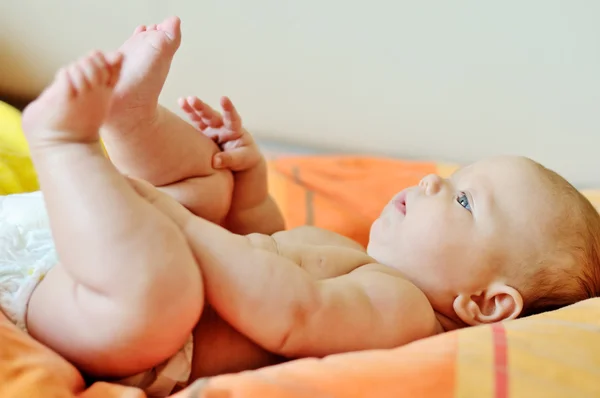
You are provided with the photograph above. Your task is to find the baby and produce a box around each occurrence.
[7,16,600,398]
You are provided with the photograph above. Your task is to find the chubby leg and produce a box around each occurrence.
[21,51,203,378]
[101,16,232,223]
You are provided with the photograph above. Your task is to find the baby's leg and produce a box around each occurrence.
[101,17,232,223]
[22,51,203,378]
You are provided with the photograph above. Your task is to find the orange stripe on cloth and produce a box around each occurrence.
[454,298,600,398]
[184,332,458,398]
[491,323,508,398]
[504,298,600,397]
[267,156,438,247]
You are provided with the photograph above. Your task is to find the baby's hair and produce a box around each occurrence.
[519,162,600,317]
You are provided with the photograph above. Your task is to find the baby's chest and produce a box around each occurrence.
[280,244,374,279]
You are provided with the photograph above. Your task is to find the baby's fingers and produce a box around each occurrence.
[213,147,261,171]
[221,96,242,133]
[215,127,244,145]
[178,96,223,131]
[178,97,207,130]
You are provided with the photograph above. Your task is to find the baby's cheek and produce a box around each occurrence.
[406,225,450,262]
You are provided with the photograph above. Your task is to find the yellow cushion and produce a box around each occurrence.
[0,101,38,195]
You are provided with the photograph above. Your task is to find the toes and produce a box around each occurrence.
[53,67,76,98]
[61,51,122,95]
[67,53,101,92]
[77,51,115,88]
[105,52,124,87]
[131,17,181,41]
[67,62,90,93]
[158,16,181,40]
[85,51,110,86]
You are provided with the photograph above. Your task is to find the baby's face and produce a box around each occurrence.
[367,156,554,312]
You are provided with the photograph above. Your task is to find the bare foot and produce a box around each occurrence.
[23,51,123,148]
[106,16,181,128]
[100,17,232,223]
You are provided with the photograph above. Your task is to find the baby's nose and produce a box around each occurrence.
[419,174,443,195]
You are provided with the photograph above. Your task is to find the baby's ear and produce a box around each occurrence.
[453,283,523,326]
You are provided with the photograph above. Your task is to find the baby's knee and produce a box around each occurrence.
[187,169,234,223]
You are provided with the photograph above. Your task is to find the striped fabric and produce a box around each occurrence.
[178,298,600,398]
[1,298,599,397]
[266,155,440,248]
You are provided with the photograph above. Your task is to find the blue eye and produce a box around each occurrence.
[457,192,471,211]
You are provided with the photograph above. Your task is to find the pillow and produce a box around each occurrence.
[265,155,455,248]
[0,101,38,195]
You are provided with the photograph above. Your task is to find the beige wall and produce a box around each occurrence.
[1,1,599,187]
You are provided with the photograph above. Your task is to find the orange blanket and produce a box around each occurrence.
[3,298,600,398]
[179,298,600,398]
[267,155,457,247]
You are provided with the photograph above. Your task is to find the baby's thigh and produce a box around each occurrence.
[160,169,234,223]
[26,264,194,379]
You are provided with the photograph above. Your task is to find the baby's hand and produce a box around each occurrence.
[178,96,262,173]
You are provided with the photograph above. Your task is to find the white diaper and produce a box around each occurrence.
[117,335,194,397]
[0,191,57,331]
[0,191,194,396]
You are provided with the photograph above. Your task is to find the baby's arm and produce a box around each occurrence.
[224,157,285,236]
[179,96,284,235]
[268,264,440,357]
[180,213,438,357]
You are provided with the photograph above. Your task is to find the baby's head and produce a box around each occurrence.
[367,155,600,326]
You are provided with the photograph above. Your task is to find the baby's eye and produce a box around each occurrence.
[457,192,471,211]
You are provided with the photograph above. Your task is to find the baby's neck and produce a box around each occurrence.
[434,311,467,333]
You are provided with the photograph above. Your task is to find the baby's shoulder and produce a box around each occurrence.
[272,226,366,251]
[344,263,442,338]
[350,263,418,287]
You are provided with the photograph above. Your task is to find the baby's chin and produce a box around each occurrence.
[365,241,375,258]
[366,222,382,256]
[365,239,397,269]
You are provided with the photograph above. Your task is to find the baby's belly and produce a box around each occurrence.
[189,305,283,381]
